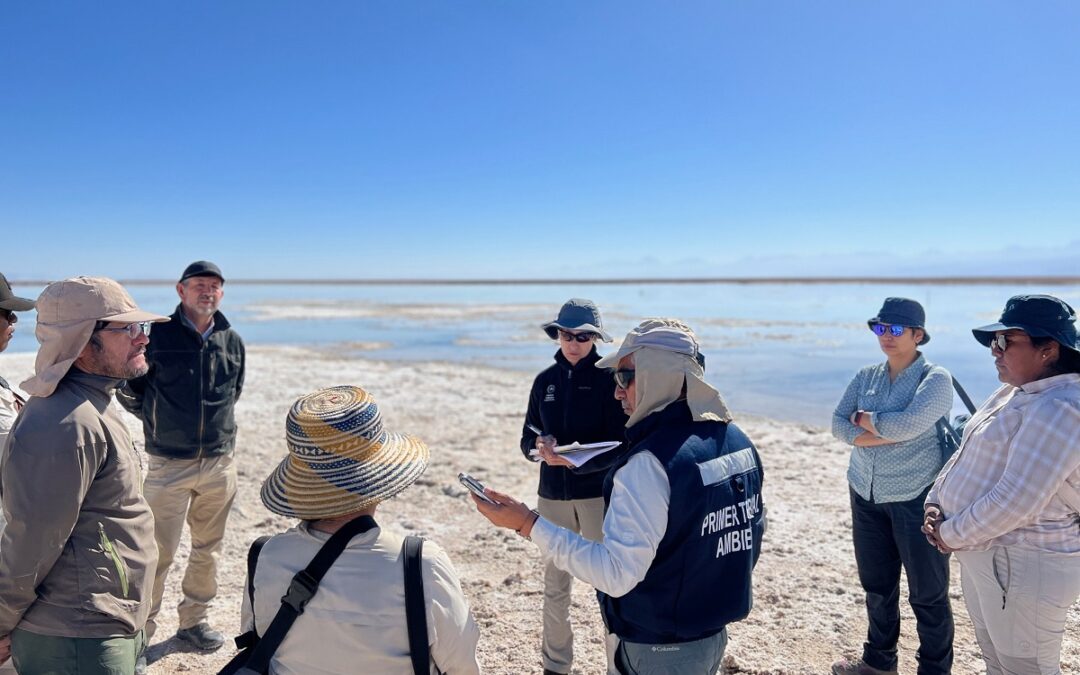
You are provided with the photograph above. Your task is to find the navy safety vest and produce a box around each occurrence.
[599,401,765,644]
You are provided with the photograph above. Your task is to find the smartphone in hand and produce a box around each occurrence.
[458,472,497,504]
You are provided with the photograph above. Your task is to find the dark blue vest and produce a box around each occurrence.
[599,401,765,644]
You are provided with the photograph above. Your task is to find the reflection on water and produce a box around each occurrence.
[6,281,1078,426]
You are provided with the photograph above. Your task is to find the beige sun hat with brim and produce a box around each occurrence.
[597,318,732,427]
[21,276,169,398]
[261,385,431,521]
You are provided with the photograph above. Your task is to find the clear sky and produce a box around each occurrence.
[3,2,1078,280]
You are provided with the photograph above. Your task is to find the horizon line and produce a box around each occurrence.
[9,275,1080,286]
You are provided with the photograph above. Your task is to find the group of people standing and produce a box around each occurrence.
[832,295,1080,675]
[0,272,1077,675]
[0,265,244,674]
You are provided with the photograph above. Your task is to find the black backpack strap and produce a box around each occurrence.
[240,515,378,674]
[402,535,430,675]
[232,535,272,652]
[952,376,977,414]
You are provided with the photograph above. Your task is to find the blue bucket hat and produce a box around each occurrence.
[542,298,612,343]
[868,297,930,345]
[972,294,1079,354]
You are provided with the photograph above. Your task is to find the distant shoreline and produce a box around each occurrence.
[10,276,1080,286]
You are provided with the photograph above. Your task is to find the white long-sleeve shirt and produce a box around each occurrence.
[241,523,481,675]
[928,373,1080,553]
[532,451,671,597]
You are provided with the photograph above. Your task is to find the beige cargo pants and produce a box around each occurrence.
[143,453,237,640]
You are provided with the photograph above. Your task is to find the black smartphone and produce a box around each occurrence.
[458,472,496,504]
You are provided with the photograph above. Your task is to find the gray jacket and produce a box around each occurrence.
[0,370,156,638]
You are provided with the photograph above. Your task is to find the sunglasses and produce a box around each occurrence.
[613,368,635,389]
[988,333,1028,353]
[558,329,596,343]
[0,309,15,324]
[97,322,153,339]
[870,323,906,337]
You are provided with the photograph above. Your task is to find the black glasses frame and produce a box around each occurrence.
[558,329,596,343]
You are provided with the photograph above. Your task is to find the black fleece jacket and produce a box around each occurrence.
[520,347,628,500]
[117,305,245,459]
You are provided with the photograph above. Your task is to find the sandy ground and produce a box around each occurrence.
[1,346,1077,674]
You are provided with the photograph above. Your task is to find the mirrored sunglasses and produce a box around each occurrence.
[870,323,906,337]
[558,329,596,343]
[97,322,152,339]
[613,368,635,389]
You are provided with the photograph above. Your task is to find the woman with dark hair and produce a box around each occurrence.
[832,297,955,675]
[924,294,1080,675]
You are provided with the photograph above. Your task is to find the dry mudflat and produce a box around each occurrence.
[1,346,1076,674]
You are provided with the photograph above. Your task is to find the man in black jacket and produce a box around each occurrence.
[117,261,245,660]
[520,298,628,675]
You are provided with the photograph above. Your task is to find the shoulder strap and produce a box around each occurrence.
[402,535,430,675]
[246,535,271,620]
[951,377,977,414]
[240,515,378,674]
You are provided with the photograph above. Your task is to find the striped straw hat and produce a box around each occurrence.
[261,385,430,520]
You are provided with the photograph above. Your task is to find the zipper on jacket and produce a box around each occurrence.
[97,523,129,598]
[197,341,206,458]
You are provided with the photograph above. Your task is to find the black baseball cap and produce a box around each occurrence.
[179,261,225,284]
[0,272,36,312]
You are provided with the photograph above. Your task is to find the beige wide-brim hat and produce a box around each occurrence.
[261,386,431,521]
[21,276,169,397]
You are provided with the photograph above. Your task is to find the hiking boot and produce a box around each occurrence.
[134,653,147,675]
[175,622,225,651]
[831,658,898,675]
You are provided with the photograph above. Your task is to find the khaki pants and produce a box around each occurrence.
[144,453,237,640]
[537,496,606,675]
[956,546,1080,675]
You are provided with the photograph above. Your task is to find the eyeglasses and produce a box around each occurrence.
[870,323,906,337]
[96,322,152,339]
[0,309,15,324]
[558,329,596,343]
[613,368,635,389]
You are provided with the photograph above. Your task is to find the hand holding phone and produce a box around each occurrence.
[458,472,497,504]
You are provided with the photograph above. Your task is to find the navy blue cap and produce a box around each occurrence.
[972,294,1078,354]
[868,297,930,345]
[541,298,612,343]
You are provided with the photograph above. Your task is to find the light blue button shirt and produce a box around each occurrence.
[180,311,214,341]
[832,354,954,503]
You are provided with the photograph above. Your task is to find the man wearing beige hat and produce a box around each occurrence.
[475,319,766,675]
[0,277,168,674]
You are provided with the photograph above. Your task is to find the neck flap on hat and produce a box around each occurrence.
[627,348,732,427]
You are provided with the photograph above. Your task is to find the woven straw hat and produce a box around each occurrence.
[261,385,430,520]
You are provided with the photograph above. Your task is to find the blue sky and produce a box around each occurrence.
[3,2,1078,280]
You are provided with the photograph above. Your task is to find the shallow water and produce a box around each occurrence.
[7,280,1078,425]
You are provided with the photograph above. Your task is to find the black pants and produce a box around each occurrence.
[850,486,953,674]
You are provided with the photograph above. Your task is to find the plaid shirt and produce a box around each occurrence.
[928,373,1080,554]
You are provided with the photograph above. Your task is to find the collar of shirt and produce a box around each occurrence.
[180,311,215,341]
[1019,372,1080,395]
